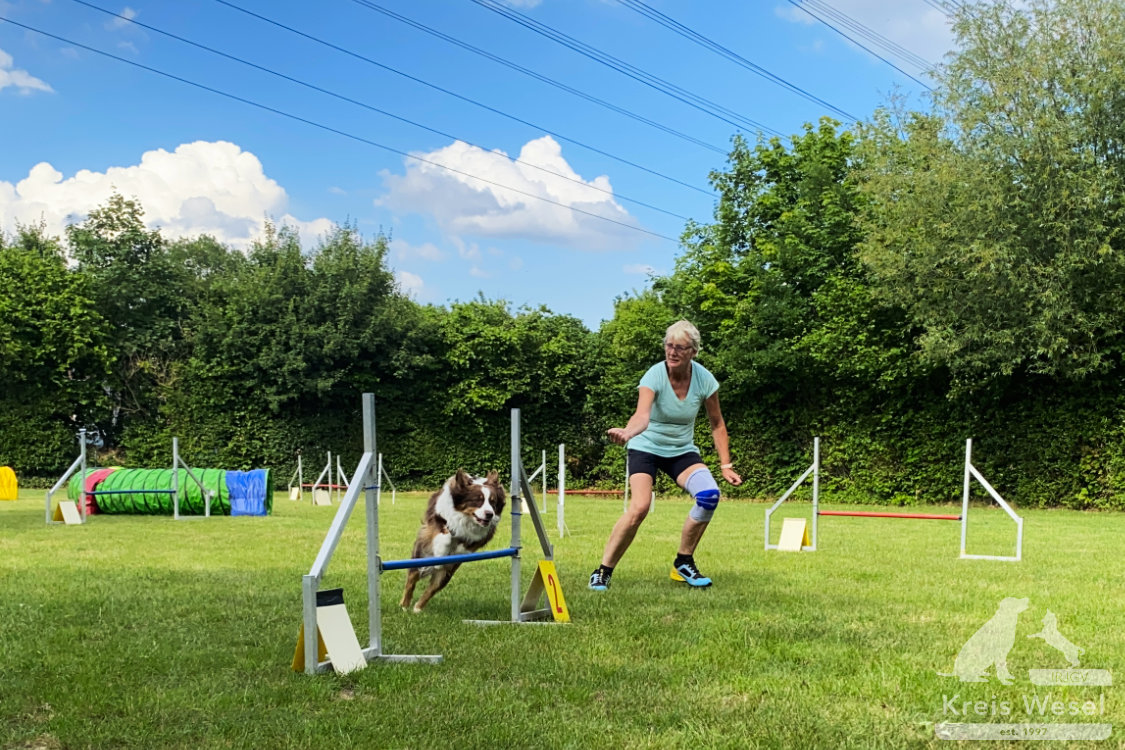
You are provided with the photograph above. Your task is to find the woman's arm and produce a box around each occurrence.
[704,392,742,486]
[606,387,656,445]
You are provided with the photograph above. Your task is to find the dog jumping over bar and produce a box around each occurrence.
[400,469,506,613]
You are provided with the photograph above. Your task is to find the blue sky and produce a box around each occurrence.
[0,0,954,329]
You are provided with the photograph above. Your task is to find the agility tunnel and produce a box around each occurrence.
[66,467,272,516]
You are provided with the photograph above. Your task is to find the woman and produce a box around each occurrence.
[589,320,742,590]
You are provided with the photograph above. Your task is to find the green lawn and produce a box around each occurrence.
[1,486,1121,749]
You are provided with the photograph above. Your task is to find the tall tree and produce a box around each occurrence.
[67,194,188,440]
[0,223,111,472]
[857,0,1125,387]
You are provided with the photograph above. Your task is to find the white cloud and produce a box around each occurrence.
[116,41,139,55]
[0,140,334,250]
[777,1,954,71]
[107,6,138,30]
[379,135,640,251]
[451,236,481,261]
[469,266,489,278]
[391,237,445,262]
[395,270,425,298]
[0,48,53,94]
[623,263,655,275]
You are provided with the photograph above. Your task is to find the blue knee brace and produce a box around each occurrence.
[684,468,720,522]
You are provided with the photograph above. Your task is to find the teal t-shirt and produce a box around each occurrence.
[628,360,719,457]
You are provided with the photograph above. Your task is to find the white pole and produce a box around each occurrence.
[376,453,383,508]
[557,443,565,538]
[812,436,819,550]
[79,429,88,523]
[173,437,180,520]
[541,449,547,513]
[624,451,629,513]
[961,438,972,557]
[363,394,381,657]
[510,409,522,623]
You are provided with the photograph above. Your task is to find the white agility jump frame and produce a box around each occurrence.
[300,394,556,674]
[46,431,215,524]
[764,438,1022,560]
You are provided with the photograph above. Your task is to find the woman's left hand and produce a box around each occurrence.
[721,466,742,486]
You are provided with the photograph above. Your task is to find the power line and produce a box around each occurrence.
[0,15,683,244]
[614,0,857,122]
[347,0,727,156]
[803,0,931,70]
[467,0,784,138]
[66,0,694,223]
[212,0,713,196]
[786,0,934,90]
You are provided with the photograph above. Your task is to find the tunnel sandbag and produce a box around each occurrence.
[66,467,118,514]
[93,468,231,515]
[226,469,272,516]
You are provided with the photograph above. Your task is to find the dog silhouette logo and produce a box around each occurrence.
[1028,610,1085,667]
[939,597,1029,684]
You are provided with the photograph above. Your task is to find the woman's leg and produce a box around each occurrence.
[600,471,655,568]
[675,462,712,556]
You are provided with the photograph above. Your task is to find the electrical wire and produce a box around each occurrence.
[785,0,934,90]
[802,0,931,70]
[347,0,726,156]
[67,0,694,222]
[212,0,713,196]
[0,14,683,244]
[614,0,856,122]
[468,0,782,137]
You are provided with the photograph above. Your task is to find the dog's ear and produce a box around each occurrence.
[453,469,472,490]
[485,470,500,486]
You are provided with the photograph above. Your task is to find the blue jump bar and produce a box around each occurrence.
[381,546,519,571]
[88,489,175,495]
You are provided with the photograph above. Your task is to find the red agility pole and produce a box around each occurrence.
[817,510,961,521]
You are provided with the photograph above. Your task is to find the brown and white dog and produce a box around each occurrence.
[400,469,506,613]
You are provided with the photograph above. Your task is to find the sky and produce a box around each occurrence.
[0,0,957,330]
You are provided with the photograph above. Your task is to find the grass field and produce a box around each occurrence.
[2,485,1122,749]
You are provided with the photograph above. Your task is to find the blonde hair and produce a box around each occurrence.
[664,320,701,353]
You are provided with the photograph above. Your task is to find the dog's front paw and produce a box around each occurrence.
[412,604,425,614]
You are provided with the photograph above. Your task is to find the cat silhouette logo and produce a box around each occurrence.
[939,597,1029,684]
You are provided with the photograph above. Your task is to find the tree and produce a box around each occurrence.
[67,194,188,440]
[856,0,1125,386]
[0,223,111,473]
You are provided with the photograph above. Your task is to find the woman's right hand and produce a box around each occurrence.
[606,428,629,446]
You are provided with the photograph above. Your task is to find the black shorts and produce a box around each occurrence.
[627,449,704,483]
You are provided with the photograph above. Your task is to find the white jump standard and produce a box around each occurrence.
[764,437,1023,560]
[298,394,558,675]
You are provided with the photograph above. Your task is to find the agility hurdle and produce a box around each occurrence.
[376,453,397,505]
[288,453,304,502]
[46,432,215,524]
[764,438,1022,560]
[298,394,557,674]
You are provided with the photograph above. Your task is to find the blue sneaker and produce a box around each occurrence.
[588,568,611,591]
[670,559,712,588]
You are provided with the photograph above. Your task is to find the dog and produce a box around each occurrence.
[939,596,1029,684]
[1028,610,1085,667]
[400,469,505,613]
